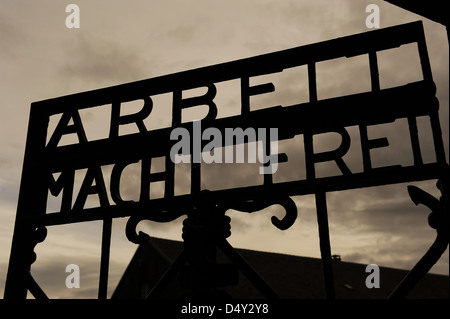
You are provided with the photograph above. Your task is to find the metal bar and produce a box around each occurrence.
[4,226,34,299]
[407,116,424,166]
[308,62,318,102]
[218,239,279,299]
[430,112,447,165]
[98,217,112,299]
[146,251,186,299]
[389,232,448,299]
[315,192,335,299]
[241,76,251,114]
[31,21,427,117]
[416,23,434,82]
[43,81,438,171]
[27,271,49,300]
[4,107,49,299]
[391,170,449,298]
[368,51,380,92]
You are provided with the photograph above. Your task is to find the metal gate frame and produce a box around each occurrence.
[4,21,448,299]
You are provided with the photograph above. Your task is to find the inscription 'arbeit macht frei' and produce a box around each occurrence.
[35,21,445,216]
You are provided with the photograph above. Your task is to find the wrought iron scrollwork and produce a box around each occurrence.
[223,196,298,231]
[126,192,298,245]
[390,171,449,299]
[125,210,186,244]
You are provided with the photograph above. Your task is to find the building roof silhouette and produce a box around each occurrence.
[112,236,449,299]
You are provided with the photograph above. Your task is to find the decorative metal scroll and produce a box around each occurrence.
[4,21,448,299]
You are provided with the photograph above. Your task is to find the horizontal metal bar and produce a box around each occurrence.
[31,21,427,116]
[42,81,437,171]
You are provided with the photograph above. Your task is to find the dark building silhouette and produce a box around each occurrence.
[112,236,449,299]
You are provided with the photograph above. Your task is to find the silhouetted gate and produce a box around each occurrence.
[4,21,448,299]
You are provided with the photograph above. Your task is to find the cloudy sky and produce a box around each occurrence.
[0,0,448,299]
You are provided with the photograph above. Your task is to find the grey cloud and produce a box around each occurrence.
[338,233,439,271]
[0,11,25,58]
[162,24,199,43]
[326,182,440,229]
[366,235,447,271]
[276,0,370,43]
[202,161,262,191]
[323,181,448,273]
[137,218,185,238]
[228,213,253,233]
[59,35,149,88]
[0,177,19,207]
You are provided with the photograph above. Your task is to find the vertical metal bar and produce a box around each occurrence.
[415,28,446,165]
[191,162,201,195]
[359,124,372,172]
[27,271,49,299]
[304,132,315,181]
[241,76,251,114]
[165,155,175,198]
[308,62,318,102]
[263,133,273,186]
[416,26,433,82]
[389,232,448,299]
[5,106,49,299]
[218,239,279,299]
[98,217,112,299]
[191,121,202,195]
[429,112,447,165]
[368,51,380,92]
[305,63,318,183]
[407,116,424,166]
[315,191,335,299]
[146,252,186,299]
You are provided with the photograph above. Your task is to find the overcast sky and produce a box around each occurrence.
[0,0,448,299]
